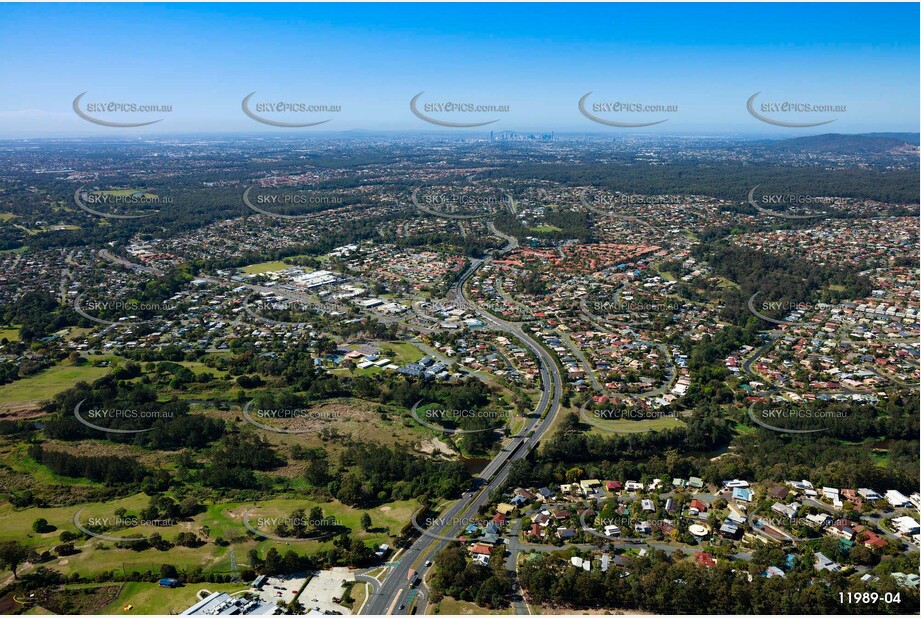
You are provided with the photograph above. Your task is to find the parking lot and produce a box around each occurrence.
[299,568,355,615]
[254,575,309,606]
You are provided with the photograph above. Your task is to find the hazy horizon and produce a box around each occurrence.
[1,3,918,136]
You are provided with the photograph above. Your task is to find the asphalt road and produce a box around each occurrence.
[362,254,564,616]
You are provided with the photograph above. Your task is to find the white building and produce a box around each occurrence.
[885,490,911,508]
[891,515,921,536]
[806,513,831,528]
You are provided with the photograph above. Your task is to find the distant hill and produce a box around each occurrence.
[760,133,919,154]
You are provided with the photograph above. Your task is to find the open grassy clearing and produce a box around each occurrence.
[65,326,96,341]
[430,597,515,614]
[0,326,20,341]
[97,582,245,615]
[175,361,230,377]
[0,361,112,409]
[376,341,425,365]
[349,579,370,612]
[238,260,291,274]
[95,190,158,197]
[540,402,579,440]
[0,444,109,500]
[191,396,428,457]
[1,494,417,579]
[201,497,415,543]
[584,415,685,435]
[0,494,152,547]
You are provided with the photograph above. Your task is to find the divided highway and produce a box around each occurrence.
[362,252,564,616]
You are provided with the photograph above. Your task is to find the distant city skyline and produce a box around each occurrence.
[1,3,918,136]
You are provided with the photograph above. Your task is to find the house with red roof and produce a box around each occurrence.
[695,552,717,568]
[470,543,493,556]
[855,526,888,550]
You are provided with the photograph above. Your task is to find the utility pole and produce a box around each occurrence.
[230,548,239,582]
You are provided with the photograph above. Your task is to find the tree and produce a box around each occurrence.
[265,547,283,575]
[309,506,324,528]
[179,496,201,518]
[360,512,372,531]
[476,576,509,608]
[55,543,75,557]
[0,540,30,579]
[32,518,50,533]
[174,532,201,548]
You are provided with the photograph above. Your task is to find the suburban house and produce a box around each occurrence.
[695,552,717,568]
[732,487,754,502]
[814,552,841,572]
[470,543,493,565]
[885,490,912,508]
[806,513,832,529]
[891,515,921,536]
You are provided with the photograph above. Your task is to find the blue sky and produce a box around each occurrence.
[0,3,918,135]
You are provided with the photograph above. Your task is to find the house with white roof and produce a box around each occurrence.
[891,515,920,536]
[885,490,911,508]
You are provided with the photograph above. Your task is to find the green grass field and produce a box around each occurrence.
[377,342,425,365]
[0,494,152,545]
[97,582,246,615]
[0,361,112,409]
[330,365,384,378]
[584,415,685,435]
[96,190,158,198]
[239,260,291,274]
[733,423,758,436]
[871,450,890,466]
[431,597,515,615]
[2,443,106,489]
[654,265,677,282]
[0,326,20,342]
[349,580,370,612]
[530,225,562,233]
[1,494,418,579]
[176,361,229,377]
[198,497,415,544]
[65,327,96,341]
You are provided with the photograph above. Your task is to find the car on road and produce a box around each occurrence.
[425,560,432,567]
